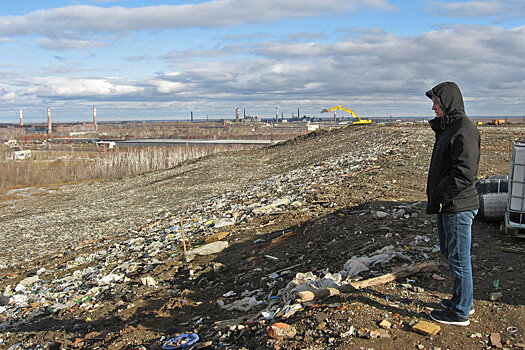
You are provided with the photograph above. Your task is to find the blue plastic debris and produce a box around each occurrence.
[161,333,199,349]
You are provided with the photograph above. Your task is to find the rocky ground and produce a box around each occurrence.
[0,123,524,350]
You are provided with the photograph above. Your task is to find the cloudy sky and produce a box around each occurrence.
[0,0,524,123]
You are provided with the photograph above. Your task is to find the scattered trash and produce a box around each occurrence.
[278,245,412,304]
[373,329,390,338]
[490,332,503,348]
[184,241,229,262]
[279,303,302,319]
[18,276,39,287]
[161,333,199,349]
[217,296,263,312]
[490,292,503,301]
[432,274,445,281]
[0,126,522,348]
[357,327,370,338]
[165,233,177,241]
[214,218,236,228]
[412,320,440,336]
[375,211,389,218]
[205,231,230,243]
[267,322,297,340]
[368,330,381,339]
[264,255,279,261]
[140,276,158,287]
[379,319,392,329]
[340,325,356,338]
[412,286,424,293]
[253,197,292,214]
[261,310,275,320]
[267,296,280,304]
[99,273,124,284]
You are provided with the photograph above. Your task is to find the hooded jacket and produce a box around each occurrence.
[425,82,480,214]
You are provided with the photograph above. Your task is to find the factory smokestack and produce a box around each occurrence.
[93,106,98,131]
[19,108,23,126]
[47,107,52,134]
[236,108,239,123]
[276,107,279,122]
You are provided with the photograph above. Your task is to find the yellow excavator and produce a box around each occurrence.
[321,105,372,125]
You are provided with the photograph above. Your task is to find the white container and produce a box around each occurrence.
[507,141,525,227]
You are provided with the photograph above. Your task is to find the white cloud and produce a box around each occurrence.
[163,45,245,59]
[0,1,396,39]
[4,24,525,118]
[25,77,143,98]
[155,25,525,115]
[149,80,186,94]
[437,1,502,17]
[39,38,106,51]
[0,85,15,101]
[432,0,525,19]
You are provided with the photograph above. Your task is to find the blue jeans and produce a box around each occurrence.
[436,210,477,319]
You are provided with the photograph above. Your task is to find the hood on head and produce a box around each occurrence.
[425,82,465,118]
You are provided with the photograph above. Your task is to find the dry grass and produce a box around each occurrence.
[0,144,251,189]
[0,121,310,190]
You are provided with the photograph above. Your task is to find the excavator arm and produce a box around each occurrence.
[321,105,371,125]
[321,105,358,119]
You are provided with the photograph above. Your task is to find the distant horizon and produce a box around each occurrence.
[2,115,525,125]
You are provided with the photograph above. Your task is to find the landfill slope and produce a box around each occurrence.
[0,124,524,349]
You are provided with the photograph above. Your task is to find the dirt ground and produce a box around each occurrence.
[0,123,524,349]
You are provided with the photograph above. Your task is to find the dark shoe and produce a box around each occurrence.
[440,298,475,315]
[430,309,470,326]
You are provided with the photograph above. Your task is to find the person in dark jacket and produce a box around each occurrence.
[425,82,480,326]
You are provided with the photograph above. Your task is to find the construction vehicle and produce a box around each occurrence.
[488,119,506,125]
[321,105,372,125]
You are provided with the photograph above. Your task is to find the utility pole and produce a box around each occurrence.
[47,107,52,134]
[93,106,98,131]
